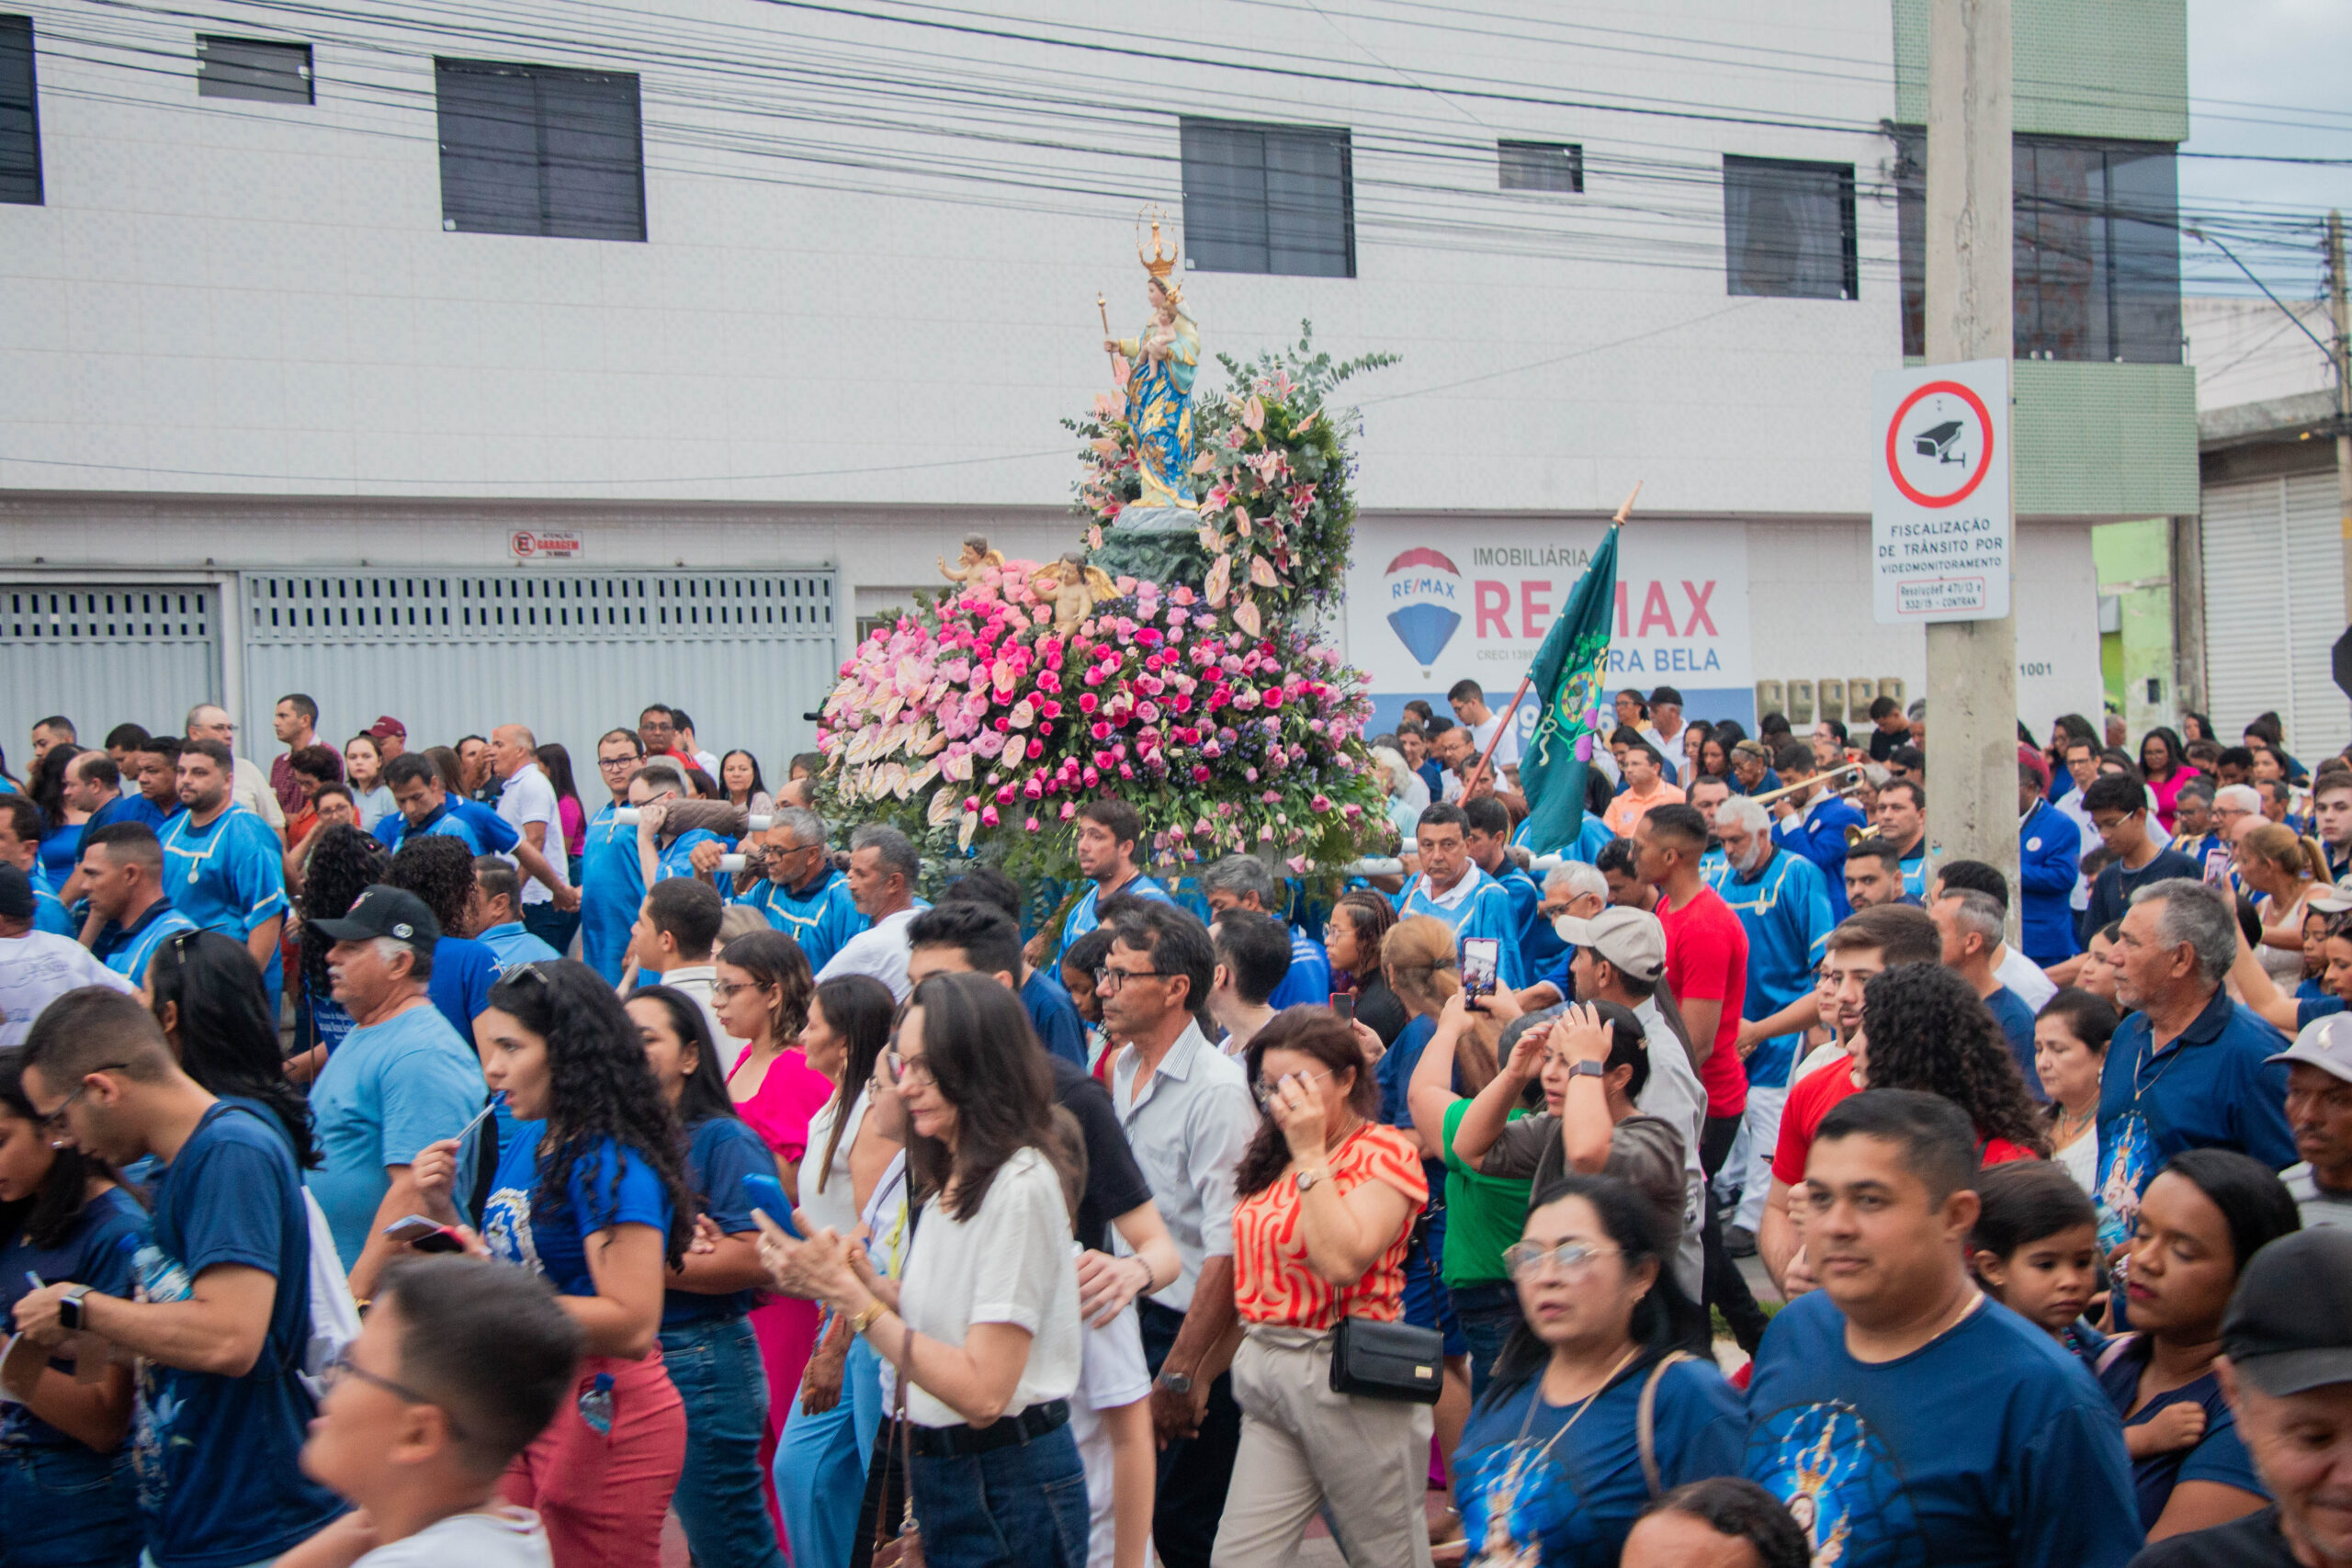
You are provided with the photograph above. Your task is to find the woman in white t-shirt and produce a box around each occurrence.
[2033,987,2117,1198]
[756,971,1089,1568]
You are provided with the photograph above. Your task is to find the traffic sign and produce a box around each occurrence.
[1871,358,2012,625]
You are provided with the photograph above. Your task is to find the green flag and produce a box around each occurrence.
[1516,523,1621,856]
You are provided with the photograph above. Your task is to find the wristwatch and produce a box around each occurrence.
[56,1284,94,1333]
[1566,1060,1608,1080]
[1158,1370,1194,1395]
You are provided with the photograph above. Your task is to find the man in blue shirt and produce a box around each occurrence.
[907,900,1091,1069]
[2083,773,2204,940]
[80,823,198,984]
[627,763,723,894]
[2098,876,2297,1252]
[161,739,289,1016]
[371,754,533,870]
[1197,852,1330,1010]
[1746,1088,2139,1568]
[1769,746,1869,920]
[466,857,563,974]
[1396,802,1527,990]
[0,795,74,936]
[16,989,347,1565]
[1933,886,2044,1098]
[1463,795,1544,979]
[580,728,650,983]
[305,884,488,1298]
[1052,797,1176,970]
[1871,776,1934,905]
[699,805,865,973]
[1711,795,1835,1246]
[2018,762,2085,965]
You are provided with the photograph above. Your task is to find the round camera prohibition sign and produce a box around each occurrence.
[1884,379,1995,509]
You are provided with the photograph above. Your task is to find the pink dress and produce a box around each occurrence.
[728,1045,837,1531]
[2148,764,2204,834]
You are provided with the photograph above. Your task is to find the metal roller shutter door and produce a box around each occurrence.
[239,570,839,774]
[0,584,222,759]
[2200,474,2349,761]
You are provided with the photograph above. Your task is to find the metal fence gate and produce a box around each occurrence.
[0,583,223,766]
[238,570,840,780]
[2200,473,2349,760]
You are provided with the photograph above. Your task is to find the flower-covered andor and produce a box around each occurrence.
[815,321,1396,892]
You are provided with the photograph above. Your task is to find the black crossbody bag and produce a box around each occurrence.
[1328,1205,1444,1404]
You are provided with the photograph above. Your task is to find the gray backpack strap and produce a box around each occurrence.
[1637,1351,1695,1498]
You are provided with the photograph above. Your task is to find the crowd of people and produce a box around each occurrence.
[3,684,2352,1568]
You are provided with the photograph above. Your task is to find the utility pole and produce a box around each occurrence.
[1920,0,2019,908]
[2330,211,2350,634]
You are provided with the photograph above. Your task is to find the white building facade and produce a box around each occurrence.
[0,0,2188,766]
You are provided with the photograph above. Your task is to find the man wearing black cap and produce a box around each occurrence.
[2131,1228,2352,1566]
[306,885,488,1300]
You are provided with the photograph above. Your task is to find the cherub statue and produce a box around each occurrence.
[938,534,1004,585]
[1032,552,1116,637]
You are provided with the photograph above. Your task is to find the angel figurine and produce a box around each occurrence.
[938,535,1004,585]
[1033,553,1116,637]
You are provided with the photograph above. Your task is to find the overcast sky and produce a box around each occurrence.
[2181,0,2352,299]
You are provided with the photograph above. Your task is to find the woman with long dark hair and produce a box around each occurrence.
[147,929,319,1168]
[0,1048,147,1568]
[2102,1148,2299,1540]
[412,958,695,1568]
[2139,726,2201,833]
[1858,964,2050,1161]
[538,741,588,884]
[719,750,774,818]
[757,971,1090,1568]
[1453,1172,1742,1565]
[2034,987,2117,1195]
[28,743,85,883]
[625,984,788,1568]
[775,974,899,1568]
[1326,888,1407,1046]
[1214,1008,1432,1567]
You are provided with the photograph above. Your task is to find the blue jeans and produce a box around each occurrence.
[3,1440,141,1568]
[906,1419,1090,1568]
[1449,1280,1522,1400]
[659,1314,786,1568]
[775,1333,885,1568]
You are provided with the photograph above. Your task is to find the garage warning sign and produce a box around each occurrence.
[1871,358,2010,625]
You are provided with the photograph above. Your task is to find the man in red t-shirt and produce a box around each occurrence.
[1759,904,1943,1297]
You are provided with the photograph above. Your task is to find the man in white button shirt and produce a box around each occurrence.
[488,725,580,954]
[1102,902,1254,1568]
[815,824,926,1000]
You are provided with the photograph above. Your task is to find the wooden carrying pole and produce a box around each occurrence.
[1469,483,1642,788]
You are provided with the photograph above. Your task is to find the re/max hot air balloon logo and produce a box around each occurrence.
[1383,548,1463,669]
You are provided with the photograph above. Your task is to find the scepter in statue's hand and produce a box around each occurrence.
[1097,293,1119,369]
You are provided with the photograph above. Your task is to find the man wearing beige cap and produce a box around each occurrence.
[2131,1227,2352,1566]
[2272,1015,2352,1230]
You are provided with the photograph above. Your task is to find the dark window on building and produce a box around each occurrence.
[1181,118,1353,277]
[198,37,312,104]
[1894,130,2181,364]
[0,15,39,207]
[1499,140,1582,194]
[1723,155,1858,300]
[435,58,644,242]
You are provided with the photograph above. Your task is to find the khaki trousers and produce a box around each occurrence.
[1208,1325,1436,1568]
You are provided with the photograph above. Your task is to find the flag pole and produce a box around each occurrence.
[1467,482,1642,787]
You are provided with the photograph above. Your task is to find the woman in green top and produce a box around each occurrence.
[1408,986,1544,1396]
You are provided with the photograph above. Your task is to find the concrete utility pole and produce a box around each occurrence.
[1919,0,2020,908]
[2329,211,2350,626]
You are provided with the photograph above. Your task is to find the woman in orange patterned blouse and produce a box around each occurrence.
[1210,1007,1438,1568]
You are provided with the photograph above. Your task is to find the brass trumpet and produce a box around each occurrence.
[1742,759,1868,807]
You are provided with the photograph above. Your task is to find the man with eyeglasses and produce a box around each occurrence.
[578,728,648,983]
[0,863,135,1046]
[13,987,348,1566]
[695,805,866,975]
[1099,903,1254,1568]
[284,1256,582,1568]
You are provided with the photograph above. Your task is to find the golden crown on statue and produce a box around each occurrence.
[1136,205,1181,283]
